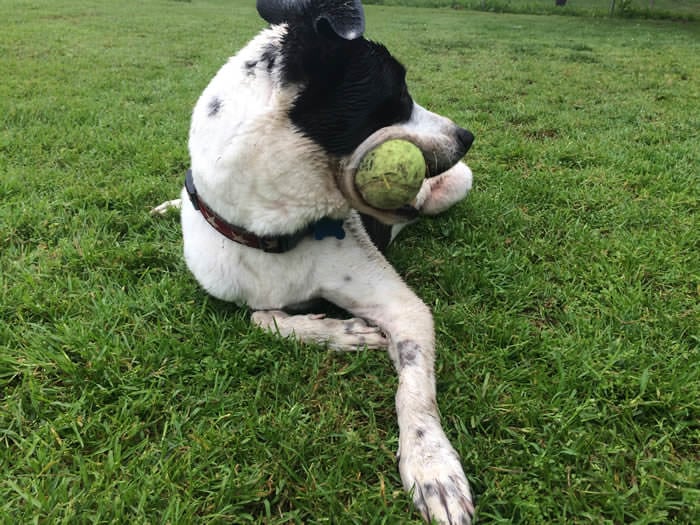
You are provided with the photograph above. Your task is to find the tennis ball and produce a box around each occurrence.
[354,139,425,209]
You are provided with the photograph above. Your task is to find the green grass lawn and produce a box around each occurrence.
[366,0,700,21]
[1,0,698,523]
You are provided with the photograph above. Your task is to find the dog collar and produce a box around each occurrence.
[184,169,345,253]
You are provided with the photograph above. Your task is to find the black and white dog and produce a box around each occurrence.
[154,0,476,522]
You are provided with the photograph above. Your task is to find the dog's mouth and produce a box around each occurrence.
[337,126,470,224]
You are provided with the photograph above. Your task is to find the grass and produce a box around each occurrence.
[364,0,700,21]
[1,0,698,523]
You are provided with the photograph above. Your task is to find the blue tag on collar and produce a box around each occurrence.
[312,218,346,240]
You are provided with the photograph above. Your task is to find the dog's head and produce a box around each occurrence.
[189,1,473,234]
[257,0,473,221]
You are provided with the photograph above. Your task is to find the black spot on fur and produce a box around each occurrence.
[244,60,258,77]
[397,340,420,368]
[416,428,425,439]
[343,274,352,282]
[207,97,222,117]
[436,482,452,522]
[280,25,413,156]
[260,48,276,72]
[422,482,437,497]
[402,349,417,365]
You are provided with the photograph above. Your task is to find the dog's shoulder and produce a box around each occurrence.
[191,25,291,124]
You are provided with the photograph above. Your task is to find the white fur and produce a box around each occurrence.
[156,24,475,524]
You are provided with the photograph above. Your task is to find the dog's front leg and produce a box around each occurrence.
[312,217,474,523]
[414,161,473,216]
[354,296,474,524]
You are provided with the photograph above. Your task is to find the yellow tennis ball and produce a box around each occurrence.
[354,139,425,209]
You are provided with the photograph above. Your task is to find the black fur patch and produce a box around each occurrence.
[422,482,437,497]
[207,97,222,117]
[260,48,277,71]
[246,46,276,75]
[397,340,420,368]
[280,25,413,156]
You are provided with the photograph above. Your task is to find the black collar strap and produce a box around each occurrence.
[185,169,345,253]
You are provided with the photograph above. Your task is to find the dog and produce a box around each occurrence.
[153,0,476,522]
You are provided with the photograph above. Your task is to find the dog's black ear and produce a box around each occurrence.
[256,0,365,40]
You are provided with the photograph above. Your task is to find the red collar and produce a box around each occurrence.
[185,170,345,253]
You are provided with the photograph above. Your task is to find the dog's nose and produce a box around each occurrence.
[456,127,474,155]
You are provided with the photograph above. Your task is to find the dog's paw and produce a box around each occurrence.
[251,310,388,351]
[399,427,474,524]
[415,162,472,216]
[150,198,182,216]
